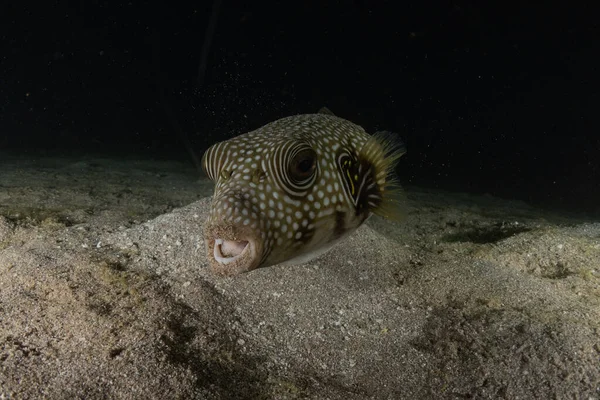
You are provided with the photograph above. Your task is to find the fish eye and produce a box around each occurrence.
[201,142,230,182]
[289,148,317,182]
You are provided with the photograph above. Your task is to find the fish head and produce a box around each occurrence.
[202,131,322,276]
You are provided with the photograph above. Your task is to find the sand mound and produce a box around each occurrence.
[1,155,598,399]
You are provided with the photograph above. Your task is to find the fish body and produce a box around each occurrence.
[202,108,406,276]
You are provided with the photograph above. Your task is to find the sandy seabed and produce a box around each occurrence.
[0,152,599,399]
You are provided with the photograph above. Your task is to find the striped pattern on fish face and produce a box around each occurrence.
[202,112,406,276]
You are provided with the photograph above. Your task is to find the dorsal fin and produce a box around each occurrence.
[318,107,336,116]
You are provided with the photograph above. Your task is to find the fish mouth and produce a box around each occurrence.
[204,225,262,276]
[213,238,251,264]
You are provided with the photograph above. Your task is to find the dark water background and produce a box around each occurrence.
[2,1,598,214]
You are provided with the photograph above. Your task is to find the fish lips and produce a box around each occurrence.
[203,223,263,276]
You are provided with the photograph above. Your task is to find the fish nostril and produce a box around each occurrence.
[251,169,265,184]
[220,169,232,181]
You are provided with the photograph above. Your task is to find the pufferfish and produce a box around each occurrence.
[201,107,406,276]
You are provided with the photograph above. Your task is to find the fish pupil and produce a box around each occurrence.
[297,158,313,173]
[290,149,317,181]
